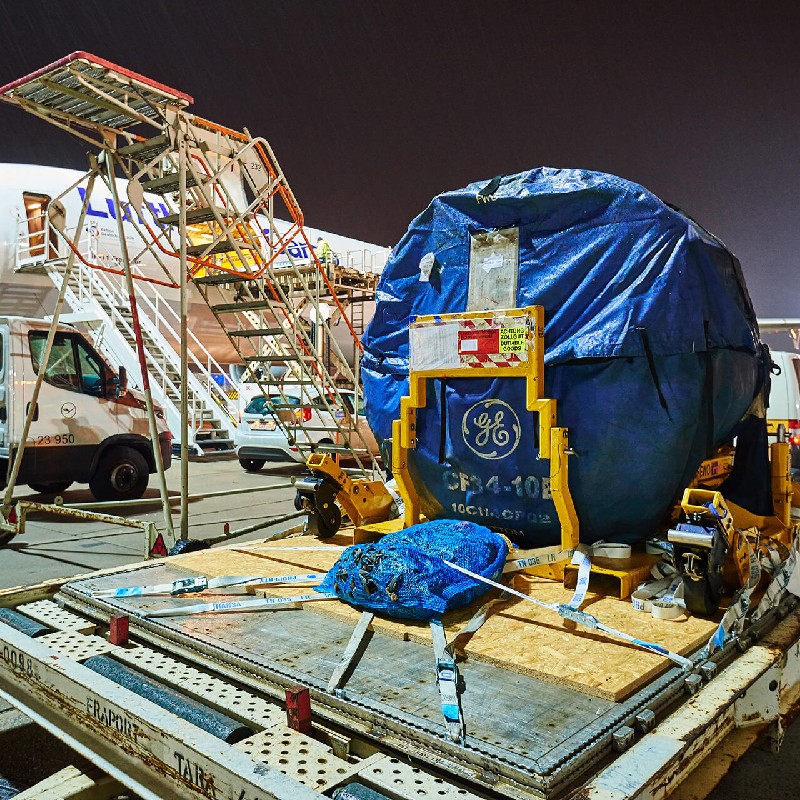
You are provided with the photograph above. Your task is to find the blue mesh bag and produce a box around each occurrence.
[315,520,509,620]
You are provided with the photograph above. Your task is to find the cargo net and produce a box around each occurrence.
[315,520,509,620]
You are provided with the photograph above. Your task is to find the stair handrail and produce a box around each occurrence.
[127,262,236,422]
[49,257,187,414]
[83,261,235,433]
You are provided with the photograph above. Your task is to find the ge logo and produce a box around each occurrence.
[461,400,520,460]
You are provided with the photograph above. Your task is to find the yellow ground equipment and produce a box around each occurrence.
[392,305,580,556]
[668,489,743,616]
[294,453,394,537]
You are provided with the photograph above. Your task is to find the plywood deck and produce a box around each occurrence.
[174,533,718,702]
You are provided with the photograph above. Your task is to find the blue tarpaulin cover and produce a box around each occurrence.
[362,168,768,545]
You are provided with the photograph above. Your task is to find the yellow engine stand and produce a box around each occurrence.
[391,305,580,559]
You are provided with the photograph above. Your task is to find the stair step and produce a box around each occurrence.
[187,240,254,257]
[246,354,307,363]
[271,265,318,278]
[197,436,234,446]
[118,134,173,161]
[299,425,350,433]
[197,441,236,454]
[157,206,232,226]
[228,327,289,338]
[195,430,230,440]
[192,271,253,286]
[314,443,368,455]
[211,300,274,313]
[142,171,199,195]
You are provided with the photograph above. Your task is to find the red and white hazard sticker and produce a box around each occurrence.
[458,328,499,354]
[410,314,530,371]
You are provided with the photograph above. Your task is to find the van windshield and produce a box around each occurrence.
[29,331,107,397]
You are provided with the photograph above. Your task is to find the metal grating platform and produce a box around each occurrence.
[357,755,487,800]
[18,599,97,633]
[0,51,192,131]
[114,644,286,729]
[60,561,639,798]
[38,630,117,661]
[234,728,360,791]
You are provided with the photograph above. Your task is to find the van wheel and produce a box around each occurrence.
[239,457,265,472]
[90,446,149,501]
[29,481,72,495]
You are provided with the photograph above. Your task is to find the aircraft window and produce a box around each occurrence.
[22,193,56,260]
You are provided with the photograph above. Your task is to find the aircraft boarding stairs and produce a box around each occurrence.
[15,236,238,457]
[0,52,381,476]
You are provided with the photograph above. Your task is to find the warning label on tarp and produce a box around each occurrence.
[410,315,530,372]
[499,326,526,352]
[458,328,498,354]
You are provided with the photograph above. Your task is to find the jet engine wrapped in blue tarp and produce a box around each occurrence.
[362,168,768,546]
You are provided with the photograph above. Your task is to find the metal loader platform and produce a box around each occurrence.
[0,532,797,800]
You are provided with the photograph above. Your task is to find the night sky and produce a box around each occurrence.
[0,1,798,327]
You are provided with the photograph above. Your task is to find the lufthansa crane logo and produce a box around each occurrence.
[461,400,521,460]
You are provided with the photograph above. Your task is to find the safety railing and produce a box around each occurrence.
[41,222,238,451]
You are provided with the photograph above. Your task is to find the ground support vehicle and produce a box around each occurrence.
[0,529,799,800]
[767,351,800,468]
[0,316,171,501]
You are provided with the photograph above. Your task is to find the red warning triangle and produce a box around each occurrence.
[150,533,168,557]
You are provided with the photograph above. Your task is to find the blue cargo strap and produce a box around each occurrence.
[430,618,465,744]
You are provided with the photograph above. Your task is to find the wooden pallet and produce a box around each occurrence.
[175,532,718,702]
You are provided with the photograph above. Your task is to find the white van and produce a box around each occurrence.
[0,317,171,500]
[768,350,800,467]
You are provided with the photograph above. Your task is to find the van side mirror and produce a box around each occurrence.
[117,366,128,396]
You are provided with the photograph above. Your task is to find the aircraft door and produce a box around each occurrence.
[21,193,58,264]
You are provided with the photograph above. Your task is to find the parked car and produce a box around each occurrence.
[234,388,378,471]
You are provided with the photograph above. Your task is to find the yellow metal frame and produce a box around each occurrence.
[391,305,579,552]
[305,453,394,526]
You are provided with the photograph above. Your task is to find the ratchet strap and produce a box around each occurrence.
[430,617,465,744]
[327,611,375,693]
[703,538,761,656]
[92,572,326,598]
[631,559,685,619]
[444,555,693,669]
[142,592,337,618]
